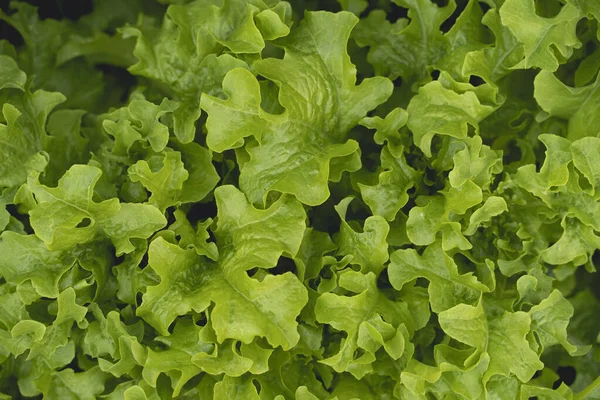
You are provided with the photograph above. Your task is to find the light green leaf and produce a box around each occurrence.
[0,232,76,297]
[443,179,483,215]
[90,311,146,378]
[534,71,600,141]
[434,348,490,399]
[101,96,179,155]
[203,11,392,205]
[388,243,489,313]
[448,136,503,189]
[439,301,488,350]
[26,287,88,362]
[201,67,285,153]
[0,89,65,188]
[514,143,600,233]
[29,165,166,253]
[192,340,253,377]
[542,217,600,266]
[464,196,508,235]
[315,271,413,378]
[353,0,454,82]
[0,290,28,331]
[128,151,190,212]
[439,299,544,382]
[213,375,260,400]
[357,135,419,221]
[169,209,218,260]
[192,335,272,377]
[463,8,523,85]
[360,107,408,148]
[406,197,472,251]
[538,134,573,189]
[337,0,368,15]
[1,319,45,358]
[120,0,266,142]
[44,367,108,400]
[499,0,581,71]
[334,197,389,275]
[437,0,488,80]
[529,289,587,355]
[142,318,205,396]
[407,81,494,157]
[400,350,491,399]
[172,142,220,204]
[138,186,307,349]
[0,187,16,231]
[294,228,337,282]
[485,375,521,400]
[0,54,26,90]
[571,137,600,193]
[255,8,291,40]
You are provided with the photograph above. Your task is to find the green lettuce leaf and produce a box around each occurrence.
[202,11,393,205]
[315,270,413,378]
[438,298,544,382]
[353,0,454,83]
[28,165,166,253]
[1,0,599,397]
[499,0,582,71]
[137,185,307,349]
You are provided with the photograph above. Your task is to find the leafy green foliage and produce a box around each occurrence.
[0,0,599,398]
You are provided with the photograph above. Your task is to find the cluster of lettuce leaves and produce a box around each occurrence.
[1,0,600,398]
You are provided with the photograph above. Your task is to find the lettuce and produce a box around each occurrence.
[0,0,599,398]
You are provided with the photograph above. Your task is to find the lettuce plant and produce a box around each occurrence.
[0,0,599,398]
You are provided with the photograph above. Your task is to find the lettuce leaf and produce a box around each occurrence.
[1,0,599,398]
